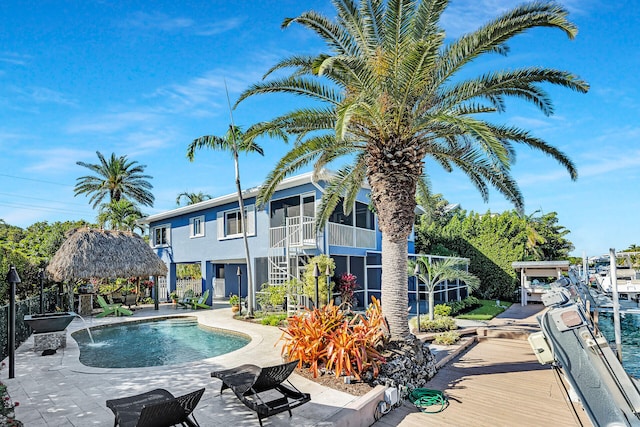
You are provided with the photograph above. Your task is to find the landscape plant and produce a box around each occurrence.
[238,0,588,342]
[409,257,480,321]
[336,273,358,308]
[280,297,387,380]
[433,331,461,346]
[301,255,335,306]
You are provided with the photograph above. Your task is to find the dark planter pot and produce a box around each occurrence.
[24,312,76,334]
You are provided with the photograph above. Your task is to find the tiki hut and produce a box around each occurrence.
[46,228,167,281]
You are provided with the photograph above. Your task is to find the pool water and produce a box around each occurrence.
[72,317,250,368]
[598,312,640,378]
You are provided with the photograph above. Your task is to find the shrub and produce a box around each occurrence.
[410,315,457,332]
[433,331,461,345]
[280,297,387,380]
[256,283,286,311]
[433,304,451,317]
[337,273,358,308]
[260,313,288,326]
[301,255,335,306]
[446,296,480,316]
[228,294,240,306]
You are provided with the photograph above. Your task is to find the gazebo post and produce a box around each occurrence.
[153,275,159,310]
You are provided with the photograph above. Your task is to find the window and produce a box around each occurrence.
[152,225,170,247]
[190,216,204,238]
[328,200,353,226]
[355,201,375,230]
[226,211,242,236]
[217,205,256,239]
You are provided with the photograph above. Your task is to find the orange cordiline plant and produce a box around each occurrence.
[279,303,344,377]
[280,298,388,379]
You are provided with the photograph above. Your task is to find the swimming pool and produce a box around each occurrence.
[72,317,250,368]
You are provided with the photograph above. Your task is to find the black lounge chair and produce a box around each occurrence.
[106,387,204,427]
[211,360,311,426]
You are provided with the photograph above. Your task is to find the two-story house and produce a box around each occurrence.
[138,170,470,310]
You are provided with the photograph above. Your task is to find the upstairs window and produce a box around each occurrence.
[355,201,375,230]
[190,216,205,238]
[217,205,256,239]
[152,225,170,247]
[328,200,353,226]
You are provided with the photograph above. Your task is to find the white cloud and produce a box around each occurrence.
[66,111,159,134]
[123,12,193,32]
[195,18,244,36]
[23,147,95,173]
[0,51,30,66]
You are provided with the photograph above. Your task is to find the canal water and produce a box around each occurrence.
[598,312,640,378]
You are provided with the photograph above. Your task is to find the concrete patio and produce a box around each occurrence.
[3,302,360,426]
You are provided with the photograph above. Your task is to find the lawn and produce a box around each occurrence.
[456,299,512,321]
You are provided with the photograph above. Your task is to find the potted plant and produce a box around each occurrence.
[229,294,241,313]
[169,291,178,304]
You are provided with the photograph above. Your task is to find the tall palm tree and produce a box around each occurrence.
[187,124,266,316]
[237,0,588,341]
[97,199,144,232]
[409,257,479,321]
[75,151,154,208]
[176,192,212,206]
[520,209,546,260]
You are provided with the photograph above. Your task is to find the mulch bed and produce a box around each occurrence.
[295,366,376,396]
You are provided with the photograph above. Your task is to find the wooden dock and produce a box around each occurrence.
[374,305,593,427]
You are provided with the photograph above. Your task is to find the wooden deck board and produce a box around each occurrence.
[374,338,590,427]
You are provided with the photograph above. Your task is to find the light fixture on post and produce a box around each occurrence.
[236,266,243,316]
[414,261,421,333]
[325,265,331,306]
[313,263,320,309]
[7,265,21,379]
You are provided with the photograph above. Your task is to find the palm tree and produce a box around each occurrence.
[237,0,588,341]
[75,151,154,208]
[187,124,265,316]
[409,257,480,321]
[176,192,212,206]
[520,209,546,260]
[97,199,144,232]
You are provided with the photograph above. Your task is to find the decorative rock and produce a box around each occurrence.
[34,332,66,352]
[374,338,437,390]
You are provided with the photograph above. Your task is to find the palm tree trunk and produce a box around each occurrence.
[381,237,410,339]
[368,148,422,341]
[234,150,254,317]
[428,289,435,321]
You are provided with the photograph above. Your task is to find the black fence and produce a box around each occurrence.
[0,288,63,360]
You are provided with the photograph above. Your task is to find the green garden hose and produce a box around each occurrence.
[409,388,448,413]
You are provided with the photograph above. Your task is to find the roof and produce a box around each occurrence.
[137,170,333,225]
[46,228,168,281]
[511,261,570,270]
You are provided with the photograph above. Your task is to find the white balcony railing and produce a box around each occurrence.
[327,222,376,248]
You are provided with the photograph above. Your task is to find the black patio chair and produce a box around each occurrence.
[211,360,311,426]
[106,387,205,427]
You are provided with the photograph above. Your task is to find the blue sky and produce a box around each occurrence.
[1,0,638,257]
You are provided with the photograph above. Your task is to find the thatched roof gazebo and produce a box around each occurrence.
[47,228,167,281]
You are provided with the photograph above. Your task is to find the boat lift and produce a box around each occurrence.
[529,272,640,426]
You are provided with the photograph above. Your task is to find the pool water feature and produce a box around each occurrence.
[598,312,640,378]
[72,317,250,368]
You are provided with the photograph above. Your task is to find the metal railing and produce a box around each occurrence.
[0,288,60,360]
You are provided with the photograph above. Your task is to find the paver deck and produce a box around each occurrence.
[3,303,358,426]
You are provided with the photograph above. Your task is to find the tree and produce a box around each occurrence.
[176,192,212,206]
[187,124,265,316]
[237,0,588,341]
[520,210,546,260]
[75,151,154,208]
[409,257,479,321]
[96,200,144,232]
